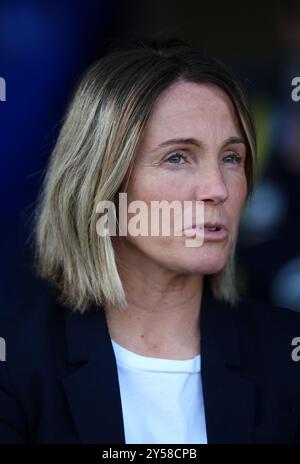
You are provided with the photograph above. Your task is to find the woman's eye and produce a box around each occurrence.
[165,153,186,164]
[223,153,241,164]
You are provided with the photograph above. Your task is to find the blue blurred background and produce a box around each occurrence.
[0,0,299,314]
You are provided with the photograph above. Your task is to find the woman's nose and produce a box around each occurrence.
[194,165,229,204]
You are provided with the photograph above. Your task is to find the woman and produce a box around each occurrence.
[0,38,300,444]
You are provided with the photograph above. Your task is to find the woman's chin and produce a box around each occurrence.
[171,253,228,275]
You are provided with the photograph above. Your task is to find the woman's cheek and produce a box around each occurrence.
[228,173,247,205]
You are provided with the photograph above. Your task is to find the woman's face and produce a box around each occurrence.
[120,81,248,275]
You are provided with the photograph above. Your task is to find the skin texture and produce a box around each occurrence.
[105,81,248,359]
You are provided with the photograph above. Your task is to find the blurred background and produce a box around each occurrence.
[0,0,299,315]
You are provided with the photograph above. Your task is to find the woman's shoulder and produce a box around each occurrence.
[238,293,300,328]
[0,279,67,368]
[235,294,300,367]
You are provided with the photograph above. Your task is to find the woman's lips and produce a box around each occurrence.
[183,224,229,241]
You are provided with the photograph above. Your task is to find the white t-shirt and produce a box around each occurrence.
[111,339,207,444]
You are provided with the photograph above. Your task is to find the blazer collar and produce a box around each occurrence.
[62,278,256,444]
[200,280,257,443]
[62,303,126,443]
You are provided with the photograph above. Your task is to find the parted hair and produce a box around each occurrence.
[34,38,256,313]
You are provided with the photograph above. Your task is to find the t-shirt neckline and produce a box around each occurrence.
[111,338,201,373]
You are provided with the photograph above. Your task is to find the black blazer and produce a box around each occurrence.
[1,279,300,444]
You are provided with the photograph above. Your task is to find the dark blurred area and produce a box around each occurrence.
[0,0,299,315]
[237,0,300,312]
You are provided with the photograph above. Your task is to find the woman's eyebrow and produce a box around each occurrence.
[222,136,247,148]
[152,138,203,151]
[152,136,246,152]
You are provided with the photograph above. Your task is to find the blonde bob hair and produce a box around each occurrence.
[34,38,256,313]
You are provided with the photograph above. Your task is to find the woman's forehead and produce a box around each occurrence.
[141,81,242,149]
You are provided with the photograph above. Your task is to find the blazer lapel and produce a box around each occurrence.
[200,282,257,443]
[62,305,125,444]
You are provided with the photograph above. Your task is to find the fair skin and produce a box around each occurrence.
[104,81,248,360]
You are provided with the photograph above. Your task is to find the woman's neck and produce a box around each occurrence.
[104,253,204,360]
